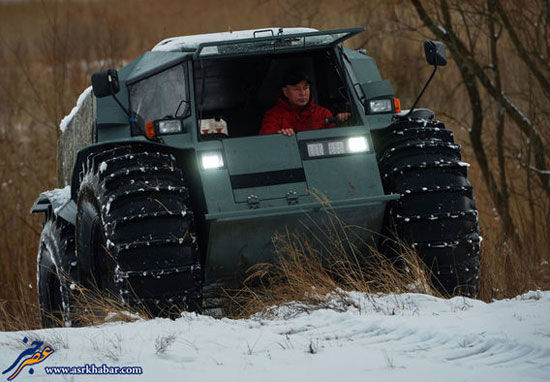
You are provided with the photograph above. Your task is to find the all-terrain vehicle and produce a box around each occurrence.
[32,27,480,327]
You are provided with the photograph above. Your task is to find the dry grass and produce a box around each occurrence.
[65,283,149,327]
[477,185,550,301]
[0,279,149,332]
[0,285,41,332]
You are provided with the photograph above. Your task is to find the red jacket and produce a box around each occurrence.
[259,97,334,135]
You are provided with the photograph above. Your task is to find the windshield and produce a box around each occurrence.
[194,49,356,139]
[128,64,188,123]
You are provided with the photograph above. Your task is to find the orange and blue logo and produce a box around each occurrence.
[2,337,54,380]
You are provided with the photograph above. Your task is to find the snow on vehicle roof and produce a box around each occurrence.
[60,86,92,132]
[152,27,318,52]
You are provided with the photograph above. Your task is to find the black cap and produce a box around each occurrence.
[282,68,311,86]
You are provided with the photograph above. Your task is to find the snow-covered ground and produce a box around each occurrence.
[1,291,549,381]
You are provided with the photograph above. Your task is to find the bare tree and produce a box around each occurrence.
[410,0,550,248]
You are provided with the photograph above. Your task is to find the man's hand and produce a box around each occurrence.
[336,112,351,122]
[278,128,295,136]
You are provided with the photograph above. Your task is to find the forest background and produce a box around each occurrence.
[0,0,548,329]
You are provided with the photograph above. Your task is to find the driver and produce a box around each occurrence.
[259,69,350,136]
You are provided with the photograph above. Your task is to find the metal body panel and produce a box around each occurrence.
[222,135,302,175]
[125,51,188,84]
[342,48,382,83]
[204,198,391,284]
[204,194,398,221]
[341,48,396,130]
[199,167,236,214]
[233,182,307,203]
[361,79,394,99]
[97,124,130,142]
[365,114,394,128]
[303,153,382,200]
[197,123,387,214]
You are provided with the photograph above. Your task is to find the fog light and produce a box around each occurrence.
[347,137,368,153]
[158,119,183,134]
[307,142,324,157]
[201,152,224,169]
[369,99,393,113]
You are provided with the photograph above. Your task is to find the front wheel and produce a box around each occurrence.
[376,117,481,296]
[75,144,203,316]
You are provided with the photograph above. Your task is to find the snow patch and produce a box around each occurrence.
[42,186,71,214]
[43,186,71,205]
[99,161,108,173]
[60,86,92,132]
[3,291,549,381]
[517,290,543,301]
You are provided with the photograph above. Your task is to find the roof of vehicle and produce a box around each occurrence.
[124,27,364,84]
[152,27,318,52]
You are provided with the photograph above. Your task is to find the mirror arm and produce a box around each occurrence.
[111,94,131,118]
[406,65,437,118]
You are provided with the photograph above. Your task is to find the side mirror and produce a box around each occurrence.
[402,41,446,119]
[91,68,120,98]
[174,99,191,119]
[424,40,447,66]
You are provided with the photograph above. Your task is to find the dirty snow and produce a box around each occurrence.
[1,291,549,381]
[59,86,92,132]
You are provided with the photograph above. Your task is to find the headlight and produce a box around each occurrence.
[158,119,183,134]
[145,119,184,139]
[368,99,393,113]
[307,143,325,157]
[347,136,369,153]
[201,152,224,170]
[328,141,345,155]
[301,136,369,159]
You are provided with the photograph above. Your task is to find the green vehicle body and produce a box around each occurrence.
[35,27,401,286]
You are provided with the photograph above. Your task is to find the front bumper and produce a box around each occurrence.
[203,193,399,284]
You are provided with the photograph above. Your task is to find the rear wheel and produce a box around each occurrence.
[75,144,202,316]
[37,217,77,327]
[376,117,480,296]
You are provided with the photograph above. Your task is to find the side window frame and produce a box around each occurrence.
[127,63,190,136]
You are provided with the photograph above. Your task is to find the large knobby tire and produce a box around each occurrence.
[376,117,481,296]
[37,217,77,327]
[76,145,202,316]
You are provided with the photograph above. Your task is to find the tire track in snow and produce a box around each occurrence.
[269,293,550,373]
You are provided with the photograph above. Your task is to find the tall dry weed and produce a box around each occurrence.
[62,283,149,327]
[476,185,550,301]
[0,283,40,332]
